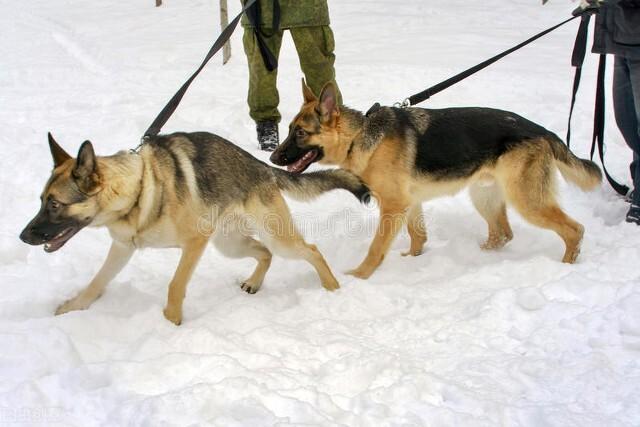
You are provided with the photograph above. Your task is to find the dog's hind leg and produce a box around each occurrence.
[256,193,339,291]
[55,240,135,316]
[511,200,584,263]
[401,203,427,257]
[213,230,273,294]
[469,181,513,250]
[163,236,209,325]
[499,144,584,263]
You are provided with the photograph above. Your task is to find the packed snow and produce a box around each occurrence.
[2,0,640,425]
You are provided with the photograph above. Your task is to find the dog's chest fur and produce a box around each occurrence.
[108,215,181,249]
[100,145,206,249]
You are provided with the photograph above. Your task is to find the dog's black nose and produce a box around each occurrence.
[19,226,45,245]
[269,150,280,164]
[19,227,32,244]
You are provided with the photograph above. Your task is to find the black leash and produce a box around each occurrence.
[566,11,593,148]
[245,0,280,71]
[141,0,259,142]
[590,54,629,195]
[565,8,628,195]
[400,13,583,108]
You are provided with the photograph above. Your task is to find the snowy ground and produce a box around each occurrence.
[2,0,640,425]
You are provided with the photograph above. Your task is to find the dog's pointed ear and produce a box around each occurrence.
[318,82,339,122]
[73,141,96,179]
[72,141,100,193]
[302,78,317,104]
[48,132,71,167]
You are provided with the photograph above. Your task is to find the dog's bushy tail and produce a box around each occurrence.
[547,136,602,191]
[274,168,371,204]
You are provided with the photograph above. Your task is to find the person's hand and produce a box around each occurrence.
[541,0,602,7]
[541,0,604,17]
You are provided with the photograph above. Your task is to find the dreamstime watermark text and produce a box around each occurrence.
[0,406,66,425]
[196,205,429,239]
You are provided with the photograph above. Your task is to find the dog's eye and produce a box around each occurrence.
[50,200,61,210]
[296,128,307,139]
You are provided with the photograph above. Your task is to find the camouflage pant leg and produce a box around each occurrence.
[242,28,284,123]
[289,26,342,104]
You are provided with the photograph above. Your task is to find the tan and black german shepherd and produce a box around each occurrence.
[20,132,369,324]
[270,80,603,279]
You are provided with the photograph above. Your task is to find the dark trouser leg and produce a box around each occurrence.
[289,26,342,104]
[242,28,284,123]
[613,56,640,204]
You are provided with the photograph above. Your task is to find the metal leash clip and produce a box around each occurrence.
[393,98,410,109]
[130,135,150,154]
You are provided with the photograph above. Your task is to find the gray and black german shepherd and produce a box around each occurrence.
[20,132,369,324]
[270,80,603,279]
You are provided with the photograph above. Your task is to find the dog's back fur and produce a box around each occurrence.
[358,106,601,189]
[147,132,368,209]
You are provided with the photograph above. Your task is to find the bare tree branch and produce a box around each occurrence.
[220,0,231,64]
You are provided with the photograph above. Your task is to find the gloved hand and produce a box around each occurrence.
[541,0,603,7]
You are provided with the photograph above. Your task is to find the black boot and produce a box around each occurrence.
[625,189,635,203]
[626,204,640,225]
[256,120,279,152]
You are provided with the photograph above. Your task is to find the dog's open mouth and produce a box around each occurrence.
[43,226,79,253]
[286,149,319,174]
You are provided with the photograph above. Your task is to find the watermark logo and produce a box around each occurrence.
[0,406,66,424]
[195,205,429,240]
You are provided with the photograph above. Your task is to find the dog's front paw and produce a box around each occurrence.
[401,248,423,257]
[321,278,340,292]
[346,267,373,280]
[55,297,91,316]
[481,232,512,250]
[241,282,260,294]
[163,306,182,326]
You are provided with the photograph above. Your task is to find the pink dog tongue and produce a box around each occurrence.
[286,150,317,173]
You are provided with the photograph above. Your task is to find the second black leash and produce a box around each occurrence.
[396,8,597,108]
